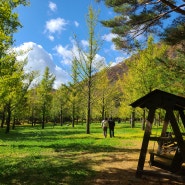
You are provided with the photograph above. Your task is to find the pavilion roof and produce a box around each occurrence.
[130,89,185,111]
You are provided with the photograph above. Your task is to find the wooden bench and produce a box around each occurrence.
[149,150,183,172]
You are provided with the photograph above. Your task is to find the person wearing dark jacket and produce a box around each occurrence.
[108,117,115,138]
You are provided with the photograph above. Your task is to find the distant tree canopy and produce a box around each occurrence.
[0,0,30,133]
[1,0,185,133]
[96,0,185,50]
[0,0,29,52]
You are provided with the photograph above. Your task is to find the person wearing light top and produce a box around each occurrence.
[101,118,108,138]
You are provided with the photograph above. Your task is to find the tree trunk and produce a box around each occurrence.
[101,94,105,120]
[42,103,45,129]
[60,106,63,126]
[72,104,75,127]
[86,98,90,134]
[42,113,45,129]
[5,103,11,134]
[86,82,91,134]
[12,117,16,130]
[142,109,146,130]
[86,74,91,134]
[31,107,34,126]
[131,110,135,128]
[1,107,6,128]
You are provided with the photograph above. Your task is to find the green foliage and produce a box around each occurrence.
[51,84,70,123]
[0,0,29,52]
[1,0,185,134]
[99,0,185,50]
[161,17,185,45]
[93,68,119,119]
[157,46,185,95]
[37,67,55,128]
[0,123,144,184]
[0,52,28,107]
[73,5,103,133]
[0,0,30,132]
[117,36,169,118]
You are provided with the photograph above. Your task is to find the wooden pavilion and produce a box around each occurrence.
[130,89,185,178]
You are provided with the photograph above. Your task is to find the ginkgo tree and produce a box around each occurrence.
[27,86,40,126]
[0,0,29,132]
[67,57,82,127]
[0,0,28,53]
[37,67,55,129]
[92,67,118,120]
[73,6,104,134]
[51,84,71,126]
[157,46,185,95]
[0,53,34,133]
[118,36,169,127]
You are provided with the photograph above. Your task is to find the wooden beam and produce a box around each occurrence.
[157,111,170,153]
[149,136,176,142]
[161,111,170,136]
[136,108,156,178]
[179,109,185,128]
[142,170,185,182]
[167,109,185,161]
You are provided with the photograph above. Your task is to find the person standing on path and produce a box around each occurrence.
[108,117,115,138]
[101,118,108,138]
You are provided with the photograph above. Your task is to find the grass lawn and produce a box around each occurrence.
[0,122,183,185]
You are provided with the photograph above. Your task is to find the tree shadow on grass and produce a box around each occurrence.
[0,154,96,185]
[51,142,141,154]
[0,146,184,185]
[0,127,87,142]
[1,126,184,184]
[0,141,141,153]
[85,168,185,185]
[0,153,173,185]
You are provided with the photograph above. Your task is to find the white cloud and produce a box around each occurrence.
[49,1,57,12]
[102,33,118,51]
[54,44,72,65]
[54,40,107,72]
[48,35,54,41]
[81,40,89,48]
[110,43,116,51]
[109,57,123,67]
[102,33,117,42]
[110,55,129,67]
[16,42,70,89]
[74,21,79,27]
[44,18,68,40]
[93,54,106,70]
[115,57,125,63]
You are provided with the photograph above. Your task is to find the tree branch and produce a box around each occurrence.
[160,0,185,15]
[130,3,185,39]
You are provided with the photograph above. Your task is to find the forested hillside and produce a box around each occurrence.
[107,42,184,84]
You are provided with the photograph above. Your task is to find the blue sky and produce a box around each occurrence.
[14,0,127,88]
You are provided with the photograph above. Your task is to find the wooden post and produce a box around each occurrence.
[161,111,170,136]
[136,108,156,178]
[142,109,146,130]
[157,111,170,154]
[179,109,185,128]
[168,109,185,161]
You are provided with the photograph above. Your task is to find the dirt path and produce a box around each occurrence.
[82,145,185,185]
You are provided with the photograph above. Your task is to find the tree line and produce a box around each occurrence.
[0,0,184,134]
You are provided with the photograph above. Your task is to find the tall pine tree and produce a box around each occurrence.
[97,0,185,50]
